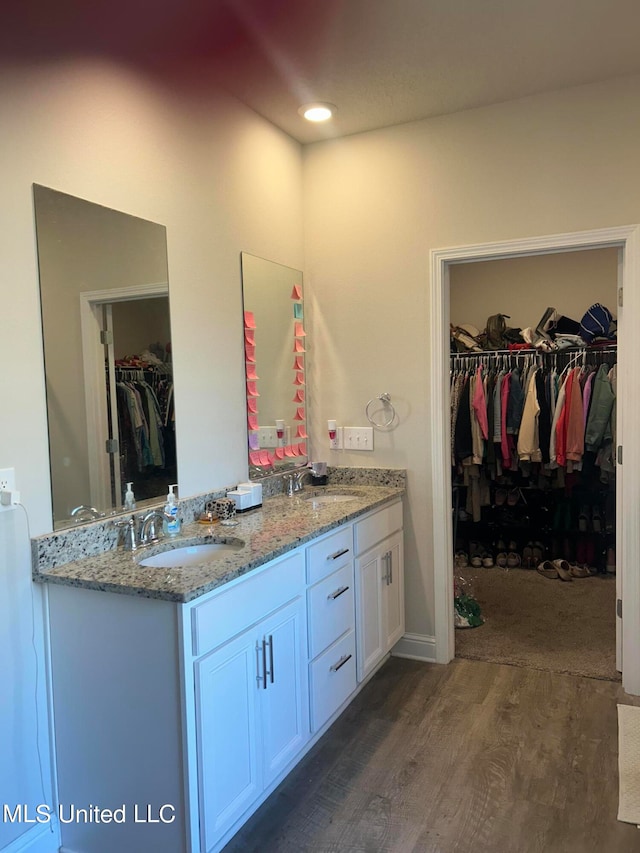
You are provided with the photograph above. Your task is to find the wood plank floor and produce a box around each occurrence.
[224,658,640,853]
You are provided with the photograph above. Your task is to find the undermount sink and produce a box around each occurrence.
[303,493,358,505]
[138,541,243,569]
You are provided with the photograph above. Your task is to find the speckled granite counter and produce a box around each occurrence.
[33,484,404,603]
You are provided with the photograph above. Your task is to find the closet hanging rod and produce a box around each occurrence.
[450,344,617,358]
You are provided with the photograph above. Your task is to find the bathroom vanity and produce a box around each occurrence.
[37,483,404,853]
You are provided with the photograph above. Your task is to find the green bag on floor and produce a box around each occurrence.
[454,592,484,629]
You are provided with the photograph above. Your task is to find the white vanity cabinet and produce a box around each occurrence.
[45,494,404,853]
[354,500,405,682]
[191,551,309,850]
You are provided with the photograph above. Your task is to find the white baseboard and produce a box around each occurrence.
[2,822,59,853]
[391,633,437,662]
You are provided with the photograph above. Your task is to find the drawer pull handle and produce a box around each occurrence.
[330,653,352,673]
[327,547,350,561]
[328,585,350,600]
[261,638,268,690]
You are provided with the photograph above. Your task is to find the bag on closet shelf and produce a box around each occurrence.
[580,303,615,343]
[450,324,483,352]
[484,313,510,349]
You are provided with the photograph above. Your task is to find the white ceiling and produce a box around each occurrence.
[202,0,640,143]
[5,0,640,144]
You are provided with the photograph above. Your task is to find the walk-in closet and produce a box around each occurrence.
[449,248,619,681]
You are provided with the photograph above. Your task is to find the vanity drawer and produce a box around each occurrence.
[307,562,355,659]
[191,550,305,657]
[354,500,402,556]
[306,525,353,585]
[309,630,357,732]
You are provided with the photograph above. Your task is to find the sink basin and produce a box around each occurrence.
[138,542,243,568]
[303,493,357,505]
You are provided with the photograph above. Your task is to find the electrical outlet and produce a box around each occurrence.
[0,468,16,492]
[329,427,343,450]
[343,427,374,451]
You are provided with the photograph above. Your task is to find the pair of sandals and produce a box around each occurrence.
[537,559,592,581]
[495,551,521,569]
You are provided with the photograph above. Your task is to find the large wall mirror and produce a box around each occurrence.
[241,253,308,478]
[33,185,177,529]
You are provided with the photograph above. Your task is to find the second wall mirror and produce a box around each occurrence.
[241,253,308,478]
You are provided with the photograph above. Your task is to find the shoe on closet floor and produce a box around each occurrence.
[532,541,545,567]
[522,542,534,568]
[468,541,484,568]
[569,564,592,578]
[506,552,521,568]
[496,552,508,568]
[552,559,573,581]
[454,551,469,568]
[537,560,559,580]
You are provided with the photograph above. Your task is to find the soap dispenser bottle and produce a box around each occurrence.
[163,484,181,537]
[123,482,136,511]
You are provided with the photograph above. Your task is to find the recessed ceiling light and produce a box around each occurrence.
[299,103,336,122]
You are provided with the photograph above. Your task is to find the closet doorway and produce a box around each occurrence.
[450,251,617,681]
[429,225,640,696]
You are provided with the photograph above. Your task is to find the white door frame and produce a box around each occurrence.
[429,225,640,696]
[80,281,169,510]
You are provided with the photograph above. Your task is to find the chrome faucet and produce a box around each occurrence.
[284,469,308,496]
[293,470,308,491]
[140,510,170,545]
[114,509,171,551]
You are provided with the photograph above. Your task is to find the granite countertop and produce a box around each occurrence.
[34,485,404,603]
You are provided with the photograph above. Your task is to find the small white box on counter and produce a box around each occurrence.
[236,482,263,507]
[226,490,254,512]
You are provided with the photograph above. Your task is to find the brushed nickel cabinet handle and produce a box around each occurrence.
[330,653,352,673]
[327,547,350,561]
[262,638,268,690]
[327,585,350,600]
[256,641,264,688]
[267,634,274,684]
[388,550,393,584]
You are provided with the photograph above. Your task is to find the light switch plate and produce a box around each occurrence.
[343,427,374,450]
[258,427,277,448]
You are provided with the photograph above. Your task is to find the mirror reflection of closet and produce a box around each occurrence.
[33,184,177,529]
[109,297,176,505]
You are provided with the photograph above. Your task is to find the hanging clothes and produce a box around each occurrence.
[450,346,617,486]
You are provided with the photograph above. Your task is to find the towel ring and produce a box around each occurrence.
[365,392,396,428]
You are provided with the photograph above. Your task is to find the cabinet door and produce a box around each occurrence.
[382,531,404,650]
[355,545,385,682]
[195,629,261,851]
[260,597,310,787]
